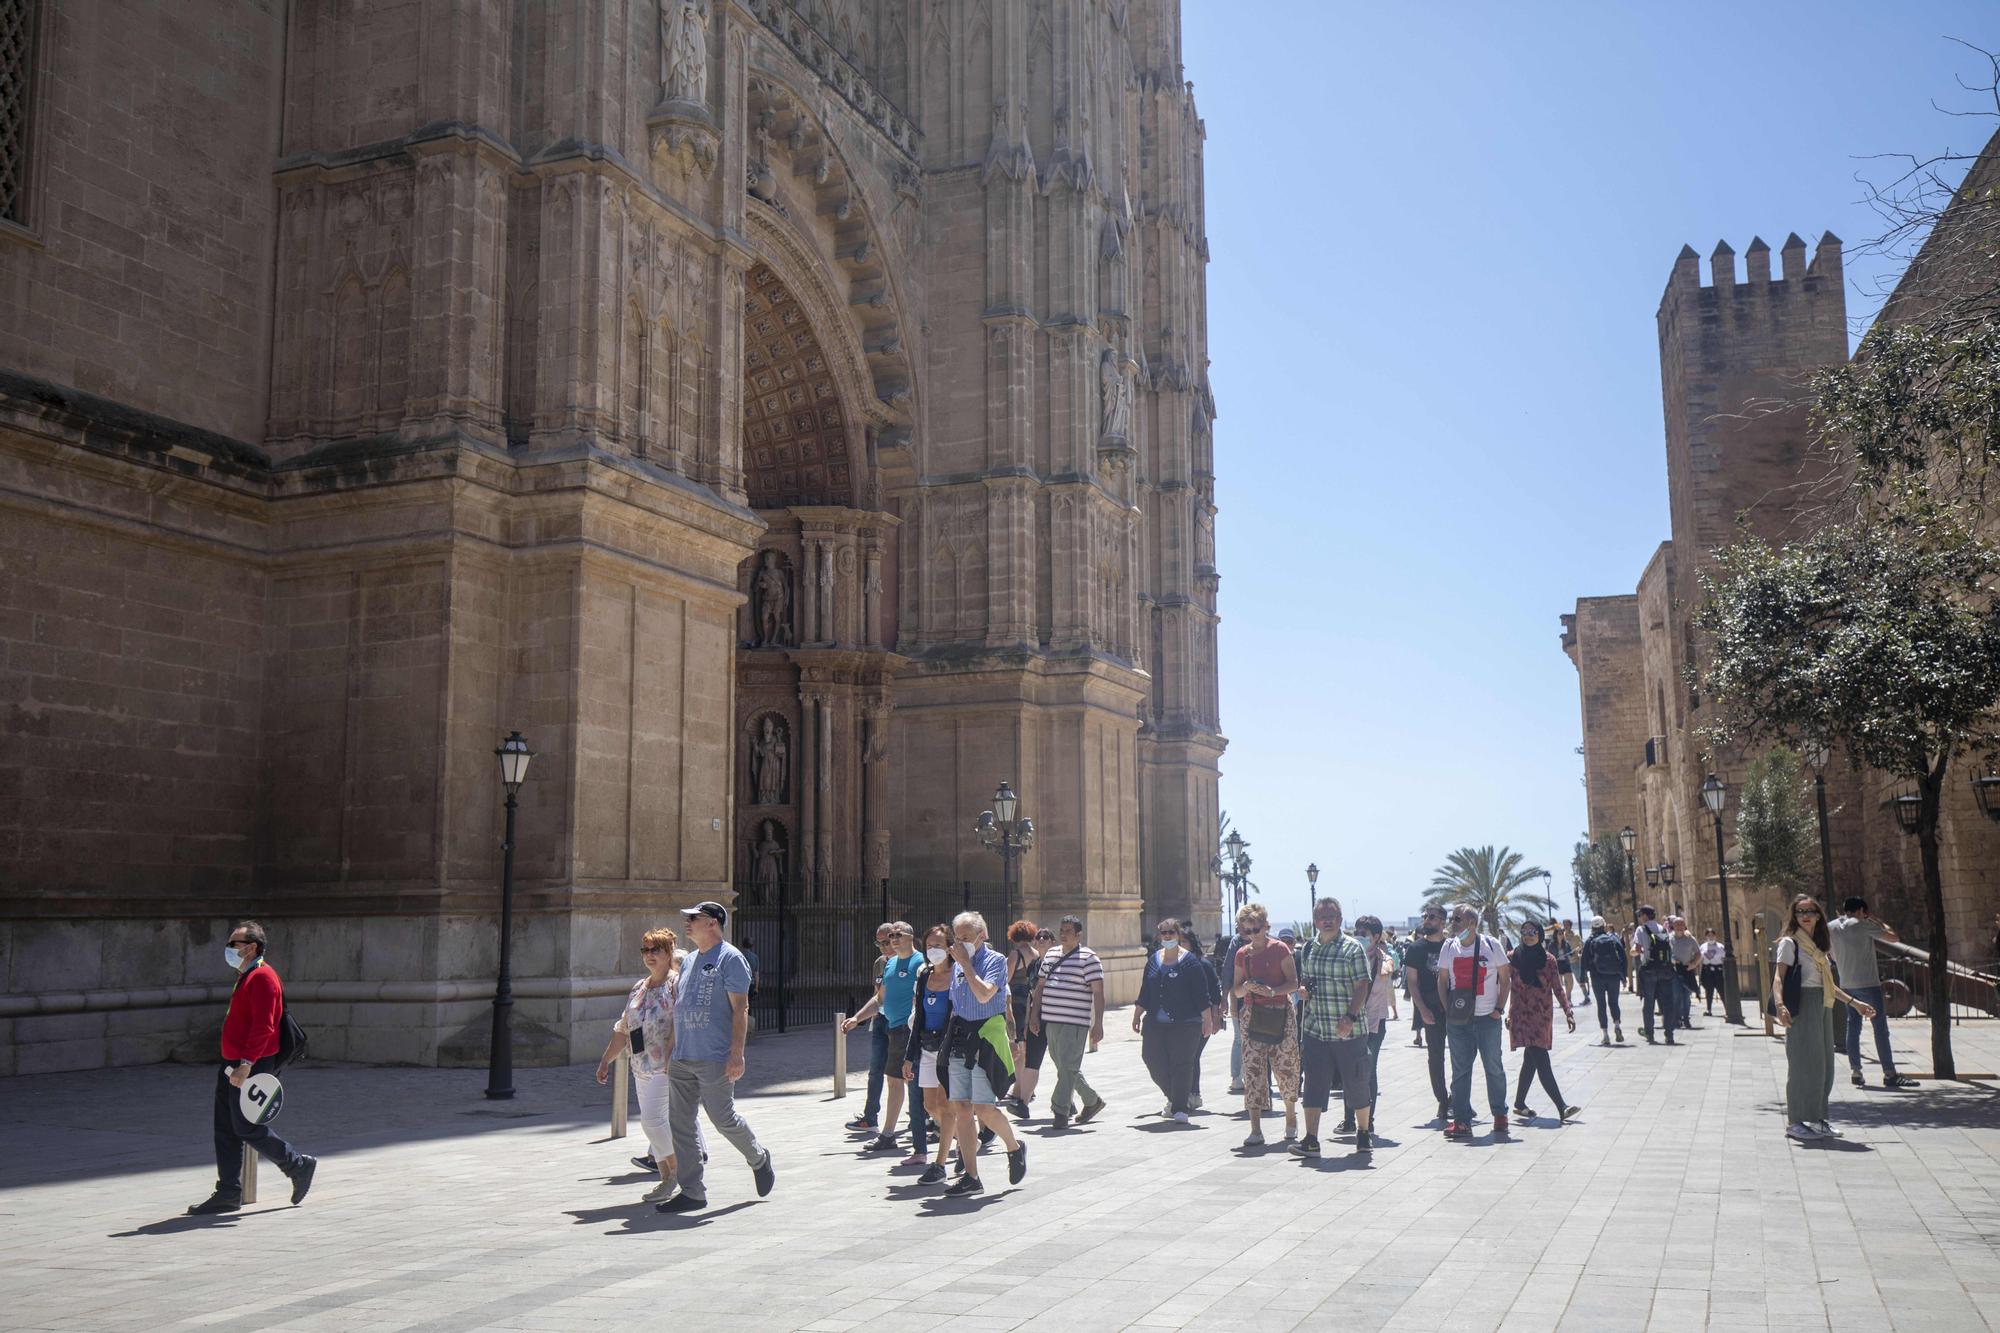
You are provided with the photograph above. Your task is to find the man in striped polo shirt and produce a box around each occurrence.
[1029,914,1107,1130]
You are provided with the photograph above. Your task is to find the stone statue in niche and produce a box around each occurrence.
[753,550,792,646]
[1100,348,1133,442]
[661,0,709,105]
[751,715,788,805]
[752,819,786,893]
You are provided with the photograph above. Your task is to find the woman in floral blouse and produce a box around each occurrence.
[1507,920,1580,1123]
[597,927,682,1202]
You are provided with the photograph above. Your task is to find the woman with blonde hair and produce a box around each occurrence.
[1774,894,1875,1142]
[1230,901,1301,1146]
[597,926,684,1202]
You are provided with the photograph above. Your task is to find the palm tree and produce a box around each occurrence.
[1425,846,1549,937]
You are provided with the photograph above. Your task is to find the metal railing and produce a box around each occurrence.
[1873,940,1999,1023]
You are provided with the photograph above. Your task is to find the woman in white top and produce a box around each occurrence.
[597,927,682,1202]
[1698,928,1727,1016]
[1773,895,1874,1142]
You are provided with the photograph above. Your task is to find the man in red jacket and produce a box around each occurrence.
[187,921,318,1215]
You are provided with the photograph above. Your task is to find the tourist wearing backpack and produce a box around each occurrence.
[1581,917,1627,1044]
[1630,906,1678,1046]
[186,920,318,1215]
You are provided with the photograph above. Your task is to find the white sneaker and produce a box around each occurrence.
[1188,1093,1203,1110]
[1243,1129,1265,1147]
[1173,1111,1191,1124]
[643,1180,677,1202]
[1162,1102,1175,1117]
[1812,1120,1843,1138]
[1785,1122,1820,1142]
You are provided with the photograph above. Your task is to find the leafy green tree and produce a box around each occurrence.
[1698,485,2000,1079]
[1734,747,1818,896]
[1571,832,1633,921]
[1425,845,1549,936]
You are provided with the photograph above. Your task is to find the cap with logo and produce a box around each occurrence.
[680,900,729,926]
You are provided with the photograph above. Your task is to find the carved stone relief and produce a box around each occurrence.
[752,549,794,646]
[750,713,790,805]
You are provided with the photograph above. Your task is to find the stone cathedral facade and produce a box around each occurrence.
[0,0,1222,1071]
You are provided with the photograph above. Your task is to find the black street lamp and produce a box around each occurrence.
[1893,792,1922,835]
[975,780,1035,924]
[1618,826,1638,928]
[486,731,534,1100]
[1306,862,1319,921]
[1218,830,1251,920]
[1700,773,1744,1025]
[1806,739,1835,899]
[1973,767,2000,823]
[1645,865,1660,891]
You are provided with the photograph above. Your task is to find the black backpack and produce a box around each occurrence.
[1644,927,1674,968]
[275,1001,310,1070]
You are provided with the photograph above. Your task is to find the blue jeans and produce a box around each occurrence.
[1844,985,1898,1077]
[1446,1014,1506,1123]
[862,1016,889,1120]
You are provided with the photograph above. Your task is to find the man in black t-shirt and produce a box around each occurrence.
[1401,906,1449,1123]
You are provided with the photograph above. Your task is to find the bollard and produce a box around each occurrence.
[833,1012,848,1098]
[610,1047,629,1139]
[1753,917,1774,1038]
[241,1146,258,1205]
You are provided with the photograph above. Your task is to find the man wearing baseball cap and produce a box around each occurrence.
[658,901,774,1212]
[1581,915,1627,1045]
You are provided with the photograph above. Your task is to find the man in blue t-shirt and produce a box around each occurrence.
[657,901,775,1213]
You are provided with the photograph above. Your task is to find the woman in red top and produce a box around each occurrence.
[1507,920,1579,1122]
[1229,902,1301,1147]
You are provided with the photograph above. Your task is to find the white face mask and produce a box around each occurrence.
[224,945,245,970]
[925,947,947,965]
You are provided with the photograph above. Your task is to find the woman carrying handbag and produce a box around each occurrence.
[1773,895,1874,1142]
[1230,901,1302,1147]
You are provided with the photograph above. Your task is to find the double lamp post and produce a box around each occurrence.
[975,780,1034,921]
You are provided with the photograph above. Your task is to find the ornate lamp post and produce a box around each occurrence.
[1700,773,1744,1025]
[1806,738,1835,899]
[486,731,534,1100]
[975,780,1035,924]
[1541,870,1553,925]
[1216,831,1252,921]
[1618,826,1638,928]
[1306,862,1319,923]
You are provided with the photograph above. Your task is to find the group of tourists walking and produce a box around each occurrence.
[181,885,1918,1217]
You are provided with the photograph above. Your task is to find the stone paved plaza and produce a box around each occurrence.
[2,1008,1998,1333]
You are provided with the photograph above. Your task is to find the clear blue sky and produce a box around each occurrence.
[1186,3,1997,929]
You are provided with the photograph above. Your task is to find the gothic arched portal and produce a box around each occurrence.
[741,264,854,510]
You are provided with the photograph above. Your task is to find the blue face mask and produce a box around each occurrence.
[224,945,244,970]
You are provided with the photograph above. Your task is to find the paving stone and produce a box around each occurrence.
[1,1013,1997,1331]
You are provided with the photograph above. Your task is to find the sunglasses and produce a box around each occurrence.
[1035,932,1054,941]
[228,938,256,947]
[641,945,668,954]
[1240,926,1264,936]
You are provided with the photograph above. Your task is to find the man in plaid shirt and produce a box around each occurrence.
[1292,897,1376,1157]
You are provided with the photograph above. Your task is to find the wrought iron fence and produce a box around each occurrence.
[731,876,1019,1032]
[1872,939,1999,1023]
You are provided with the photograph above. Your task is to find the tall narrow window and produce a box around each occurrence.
[0,0,35,226]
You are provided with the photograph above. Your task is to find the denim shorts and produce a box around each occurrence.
[946,1056,999,1104]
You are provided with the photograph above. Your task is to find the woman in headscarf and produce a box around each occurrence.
[1507,920,1580,1122]
[1774,894,1875,1142]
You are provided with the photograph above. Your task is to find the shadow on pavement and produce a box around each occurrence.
[567,1199,758,1232]
[919,1190,1011,1213]
[109,1206,292,1238]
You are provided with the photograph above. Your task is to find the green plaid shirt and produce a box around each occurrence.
[1298,933,1372,1041]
